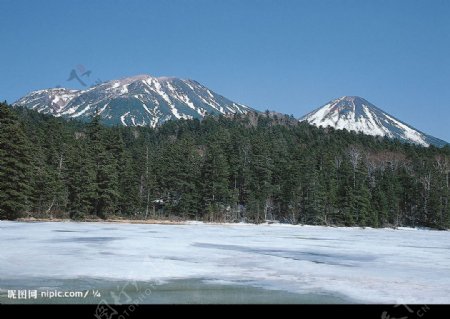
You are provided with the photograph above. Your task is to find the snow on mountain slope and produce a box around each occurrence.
[300,96,448,147]
[14,88,81,115]
[14,75,252,127]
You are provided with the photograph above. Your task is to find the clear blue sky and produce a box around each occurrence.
[1,0,449,141]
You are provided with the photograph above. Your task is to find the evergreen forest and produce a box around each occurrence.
[1,102,449,229]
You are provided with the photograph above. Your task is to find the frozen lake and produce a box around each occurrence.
[1,221,449,304]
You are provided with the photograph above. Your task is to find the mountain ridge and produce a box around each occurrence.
[14,74,252,127]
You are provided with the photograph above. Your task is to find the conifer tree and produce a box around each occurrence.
[66,140,96,218]
[0,103,32,219]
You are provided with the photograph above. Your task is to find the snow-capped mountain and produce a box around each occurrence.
[300,96,447,147]
[14,75,252,127]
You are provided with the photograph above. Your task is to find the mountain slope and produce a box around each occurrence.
[14,75,252,127]
[300,96,448,147]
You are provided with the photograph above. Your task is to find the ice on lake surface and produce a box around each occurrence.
[1,221,449,303]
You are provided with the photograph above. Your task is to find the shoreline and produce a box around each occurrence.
[15,217,187,225]
[8,217,447,232]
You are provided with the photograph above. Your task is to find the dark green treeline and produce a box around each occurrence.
[1,102,449,229]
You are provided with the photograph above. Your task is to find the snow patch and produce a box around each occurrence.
[120,112,130,126]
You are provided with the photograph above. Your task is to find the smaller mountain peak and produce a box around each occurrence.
[337,96,369,103]
[301,96,448,147]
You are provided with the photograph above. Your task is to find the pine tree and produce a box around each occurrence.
[356,181,372,227]
[96,143,119,217]
[203,143,231,204]
[155,137,201,219]
[66,140,96,219]
[29,118,68,216]
[86,115,119,218]
[304,168,327,225]
[118,150,140,216]
[201,142,231,220]
[248,133,274,222]
[0,103,32,219]
[372,186,388,227]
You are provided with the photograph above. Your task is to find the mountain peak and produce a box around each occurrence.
[301,96,447,147]
[123,74,152,81]
[339,95,360,100]
[116,74,179,82]
[328,96,374,113]
[337,96,368,103]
